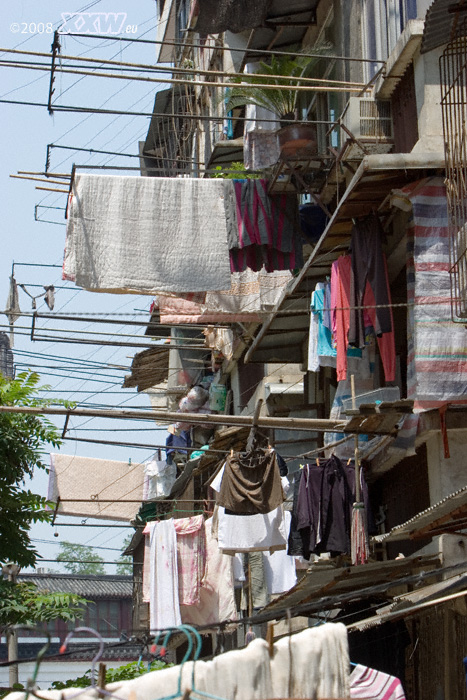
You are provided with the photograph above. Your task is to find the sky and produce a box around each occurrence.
[0,0,171,572]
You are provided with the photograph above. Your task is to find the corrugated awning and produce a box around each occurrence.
[260,554,440,615]
[348,571,467,631]
[244,151,445,364]
[420,0,467,54]
[375,485,467,543]
[123,346,170,392]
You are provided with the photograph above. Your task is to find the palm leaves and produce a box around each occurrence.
[225,47,332,121]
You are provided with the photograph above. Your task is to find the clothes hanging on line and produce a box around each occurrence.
[331,254,395,382]
[173,514,207,606]
[179,517,238,629]
[5,275,20,346]
[350,664,406,699]
[263,511,297,594]
[348,213,393,348]
[216,449,285,515]
[147,519,182,632]
[291,455,373,559]
[63,174,232,294]
[16,625,349,700]
[213,504,288,554]
[211,459,289,553]
[155,268,292,324]
[225,179,303,273]
[143,459,177,500]
[308,280,337,371]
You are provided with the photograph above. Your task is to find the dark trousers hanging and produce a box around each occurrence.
[348,213,393,348]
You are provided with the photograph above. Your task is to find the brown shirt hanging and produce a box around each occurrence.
[217,449,284,515]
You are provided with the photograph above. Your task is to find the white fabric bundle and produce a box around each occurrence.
[5,623,349,700]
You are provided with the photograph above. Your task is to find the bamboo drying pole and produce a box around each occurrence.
[0,404,348,433]
[0,46,368,88]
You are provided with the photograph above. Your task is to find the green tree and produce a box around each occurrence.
[116,534,133,575]
[0,371,71,568]
[0,579,87,632]
[57,542,106,575]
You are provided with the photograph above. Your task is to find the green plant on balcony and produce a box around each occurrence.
[225,48,332,155]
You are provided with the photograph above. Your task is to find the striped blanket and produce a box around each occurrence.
[393,177,467,409]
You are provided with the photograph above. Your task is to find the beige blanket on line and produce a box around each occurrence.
[49,453,145,522]
[63,174,232,294]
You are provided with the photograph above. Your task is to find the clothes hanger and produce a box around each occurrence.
[181,625,230,700]
[59,626,126,700]
[23,630,51,700]
[151,625,202,700]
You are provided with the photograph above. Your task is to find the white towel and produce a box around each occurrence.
[271,624,350,699]
[148,519,182,632]
[63,174,232,294]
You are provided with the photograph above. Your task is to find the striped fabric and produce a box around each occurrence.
[395,177,467,409]
[350,664,406,699]
[228,179,303,273]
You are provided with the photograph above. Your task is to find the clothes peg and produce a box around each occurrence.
[97,663,107,699]
[266,623,275,658]
[315,458,320,466]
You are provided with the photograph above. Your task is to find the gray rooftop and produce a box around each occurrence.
[18,573,132,599]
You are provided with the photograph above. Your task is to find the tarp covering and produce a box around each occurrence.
[194,0,272,35]
[392,177,467,408]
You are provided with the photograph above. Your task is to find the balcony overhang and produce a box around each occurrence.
[244,151,446,364]
[375,19,425,99]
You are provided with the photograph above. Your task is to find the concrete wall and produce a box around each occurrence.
[412,45,445,153]
[426,431,467,503]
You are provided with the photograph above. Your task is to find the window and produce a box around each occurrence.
[363,0,418,79]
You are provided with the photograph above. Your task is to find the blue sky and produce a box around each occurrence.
[1,1,170,570]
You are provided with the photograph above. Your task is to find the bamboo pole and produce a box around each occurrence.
[2,60,368,94]
[0,404,347,432]
[18,171,71,178]
[0,47,368,88]
[35,186,69,193]
[11,174,71,185]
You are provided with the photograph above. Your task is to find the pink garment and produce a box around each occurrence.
[332,256,395,382]
[350,664,406,699]
[180,517,237,628]
[173,515,207,606]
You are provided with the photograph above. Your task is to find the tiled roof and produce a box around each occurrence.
[18,573,132,599]
[0,642,141,662]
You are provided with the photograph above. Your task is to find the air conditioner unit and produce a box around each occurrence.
[340,97,394,160]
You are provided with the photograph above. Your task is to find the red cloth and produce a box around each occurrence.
[332,255,395,382]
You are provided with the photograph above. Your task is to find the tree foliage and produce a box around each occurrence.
[0,579,87,633]
[0,371,72,568]
[116,534,133,575]
[57,542,105,575]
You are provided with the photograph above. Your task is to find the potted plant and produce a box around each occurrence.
[225,49,330,156]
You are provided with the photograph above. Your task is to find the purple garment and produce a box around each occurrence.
[295,456,373,558]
